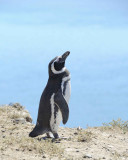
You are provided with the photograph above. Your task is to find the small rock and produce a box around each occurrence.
[77,126,82,130]
[83,154,92,158]
[12,103,24,110]
[42,155,46,158]
[55,141,61,143]
[74,132,78,135]
[26,116,32,123]
[67,137,71,140]
[108,145,114,148]
[112,151,115,155]
[108,135,112,138]
[13,118,26,124]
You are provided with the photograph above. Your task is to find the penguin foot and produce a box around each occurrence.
[51,133,59,142]
[46,132,54,138]
[52,139,61,143]
[53,133,59,139]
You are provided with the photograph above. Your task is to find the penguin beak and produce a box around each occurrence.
[60,51,70,62]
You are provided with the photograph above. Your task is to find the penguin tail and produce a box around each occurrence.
[29,124,47,138]
[29,130,38,137]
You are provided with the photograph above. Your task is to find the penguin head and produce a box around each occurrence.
[49,51,70,76]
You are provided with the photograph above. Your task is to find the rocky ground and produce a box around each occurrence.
[0,103,128,160]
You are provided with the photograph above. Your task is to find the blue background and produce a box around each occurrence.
[0,0,128,127]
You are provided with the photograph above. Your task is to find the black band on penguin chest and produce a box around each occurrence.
[63,79,70,96]
[54,104,59,123]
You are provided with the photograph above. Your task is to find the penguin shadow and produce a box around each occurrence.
[36,136,60,143]
[36,135,69,143]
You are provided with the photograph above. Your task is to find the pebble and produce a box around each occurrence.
[12,103,24,109]
[108,145,114,148]
[83,154,92,158]
[112,151,115,155]
[42,155,46,158]
[13,118,26,124]
[74,132,78,135]
[77,126,82,130]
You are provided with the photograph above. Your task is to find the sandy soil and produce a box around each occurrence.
[0,103,128,160]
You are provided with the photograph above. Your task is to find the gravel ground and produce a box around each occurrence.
[0,103,128,160]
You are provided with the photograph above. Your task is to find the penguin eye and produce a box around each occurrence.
[54,61,65,71]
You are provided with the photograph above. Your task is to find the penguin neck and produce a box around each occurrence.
[48,68,70,80]
[49,72,65,80]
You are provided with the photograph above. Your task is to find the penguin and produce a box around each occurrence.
[29,51,71,139]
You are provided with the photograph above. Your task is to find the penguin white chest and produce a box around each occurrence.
[61,75,71,104]
[50,75,71,133]
[50,94,62,132]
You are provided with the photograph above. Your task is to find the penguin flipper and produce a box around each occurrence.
[54,89,69,124]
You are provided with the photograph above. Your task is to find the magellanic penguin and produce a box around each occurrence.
[29,51,71,139]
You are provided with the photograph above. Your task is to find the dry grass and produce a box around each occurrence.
[0,104,32,123]
[11,103,25,110]
[0,104,64,159]
[112,151,121,159]
[1,104,128,160]
[7,125,19,131]
[0,106,7,115]
[8,111,23,119]
[76,130,93,142]
[1,135,63,156]
[20,138,64,157]
[122,151,128,158]
[101,118,128,133]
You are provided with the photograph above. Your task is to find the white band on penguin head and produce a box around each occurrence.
[51,57,66,74]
